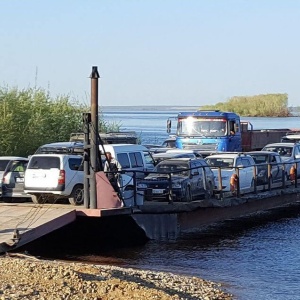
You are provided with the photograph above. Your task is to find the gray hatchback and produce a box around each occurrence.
[247,151,286,185]
[262,142,300,178]
[0,156,30,201]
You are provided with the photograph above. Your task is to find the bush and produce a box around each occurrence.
[201,93,290,117]
[0,86,119,157]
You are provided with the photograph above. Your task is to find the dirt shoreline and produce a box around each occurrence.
[0,254,233,300]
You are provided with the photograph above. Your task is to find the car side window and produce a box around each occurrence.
[236,158,242,167]
[129,152,144,168]
[191,161,201,175]
[295,146,300,157]
[68,158,83,171]
[117,153,131,168]
[11,161,27,172]
[241,158,251,167]
[143,151,155,165]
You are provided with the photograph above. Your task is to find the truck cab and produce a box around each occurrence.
[171,110,242,153]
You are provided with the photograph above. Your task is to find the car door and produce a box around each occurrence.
[190,161,204,197]
[67,157,84,195]
[143,151,156,172]
[198,159,214,196]
[269,154,280,182]
[2,160,28,197]
[236,157,253,189]
[242,157,254,188]
[235,157,247,189]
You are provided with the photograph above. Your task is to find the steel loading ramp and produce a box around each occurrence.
[0,203,76,253]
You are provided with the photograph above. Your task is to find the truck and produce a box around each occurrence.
[167,110,300,155]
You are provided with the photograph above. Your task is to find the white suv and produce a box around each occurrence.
[24,154,84,205]
[205,153,256,193]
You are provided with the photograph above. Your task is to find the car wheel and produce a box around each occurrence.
[31,194,45,204]
[184,186,192,202]
[68,184,84,205]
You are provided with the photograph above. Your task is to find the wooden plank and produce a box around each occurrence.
[0,204,76,253]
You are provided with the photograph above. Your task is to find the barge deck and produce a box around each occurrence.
[1,185,300,253]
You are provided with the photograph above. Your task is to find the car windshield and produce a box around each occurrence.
[155,163,190,176]
[206,157,234,168]
[264,146,292,157]
[0,160,10,171]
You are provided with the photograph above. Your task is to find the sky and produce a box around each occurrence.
[1,1,300,107]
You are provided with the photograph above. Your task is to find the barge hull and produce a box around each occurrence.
[132,189,300,240]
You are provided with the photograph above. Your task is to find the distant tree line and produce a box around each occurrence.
[201,93,290,117]
[0,86,119,157]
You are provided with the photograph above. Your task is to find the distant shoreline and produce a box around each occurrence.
[101,106,200,111]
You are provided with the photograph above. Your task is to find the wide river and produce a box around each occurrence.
[101,108,300,300]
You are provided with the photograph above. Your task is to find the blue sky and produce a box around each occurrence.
[1,1,299,106]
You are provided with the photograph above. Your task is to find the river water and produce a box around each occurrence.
[100,108,300,300]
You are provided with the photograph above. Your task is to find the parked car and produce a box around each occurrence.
[205,153,255,192]
[262,142,300,178]
[143,136,176,154]
[137,158,215,202]
[152,151,199,164]
[281,134,300,143]
[24,154,84,205]
[101,144,156,179]
[0,156,30,201]
[165,149,203,158]
[247,151,286,185]
[35,141,84,154]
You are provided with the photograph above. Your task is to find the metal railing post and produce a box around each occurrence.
[236,167,240,197]
[168,173,173,204]
[218,167,223,199]
[267,163,271,191]
[253,165,257,194]
[133,171,137,206]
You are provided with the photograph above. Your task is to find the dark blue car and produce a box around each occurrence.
[136,158,215,202]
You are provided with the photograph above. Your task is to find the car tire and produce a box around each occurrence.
[68,184,84,205]
[31,194,45,204]
[184,186,192,202]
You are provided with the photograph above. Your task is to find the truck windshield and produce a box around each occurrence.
[177,117,227,137]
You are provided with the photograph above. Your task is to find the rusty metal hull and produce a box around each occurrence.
[131,188,300,240]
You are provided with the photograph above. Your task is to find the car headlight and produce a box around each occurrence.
[172,182,182,188]
[137,183,147,189]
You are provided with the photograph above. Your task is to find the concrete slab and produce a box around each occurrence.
[0,203,76,253]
